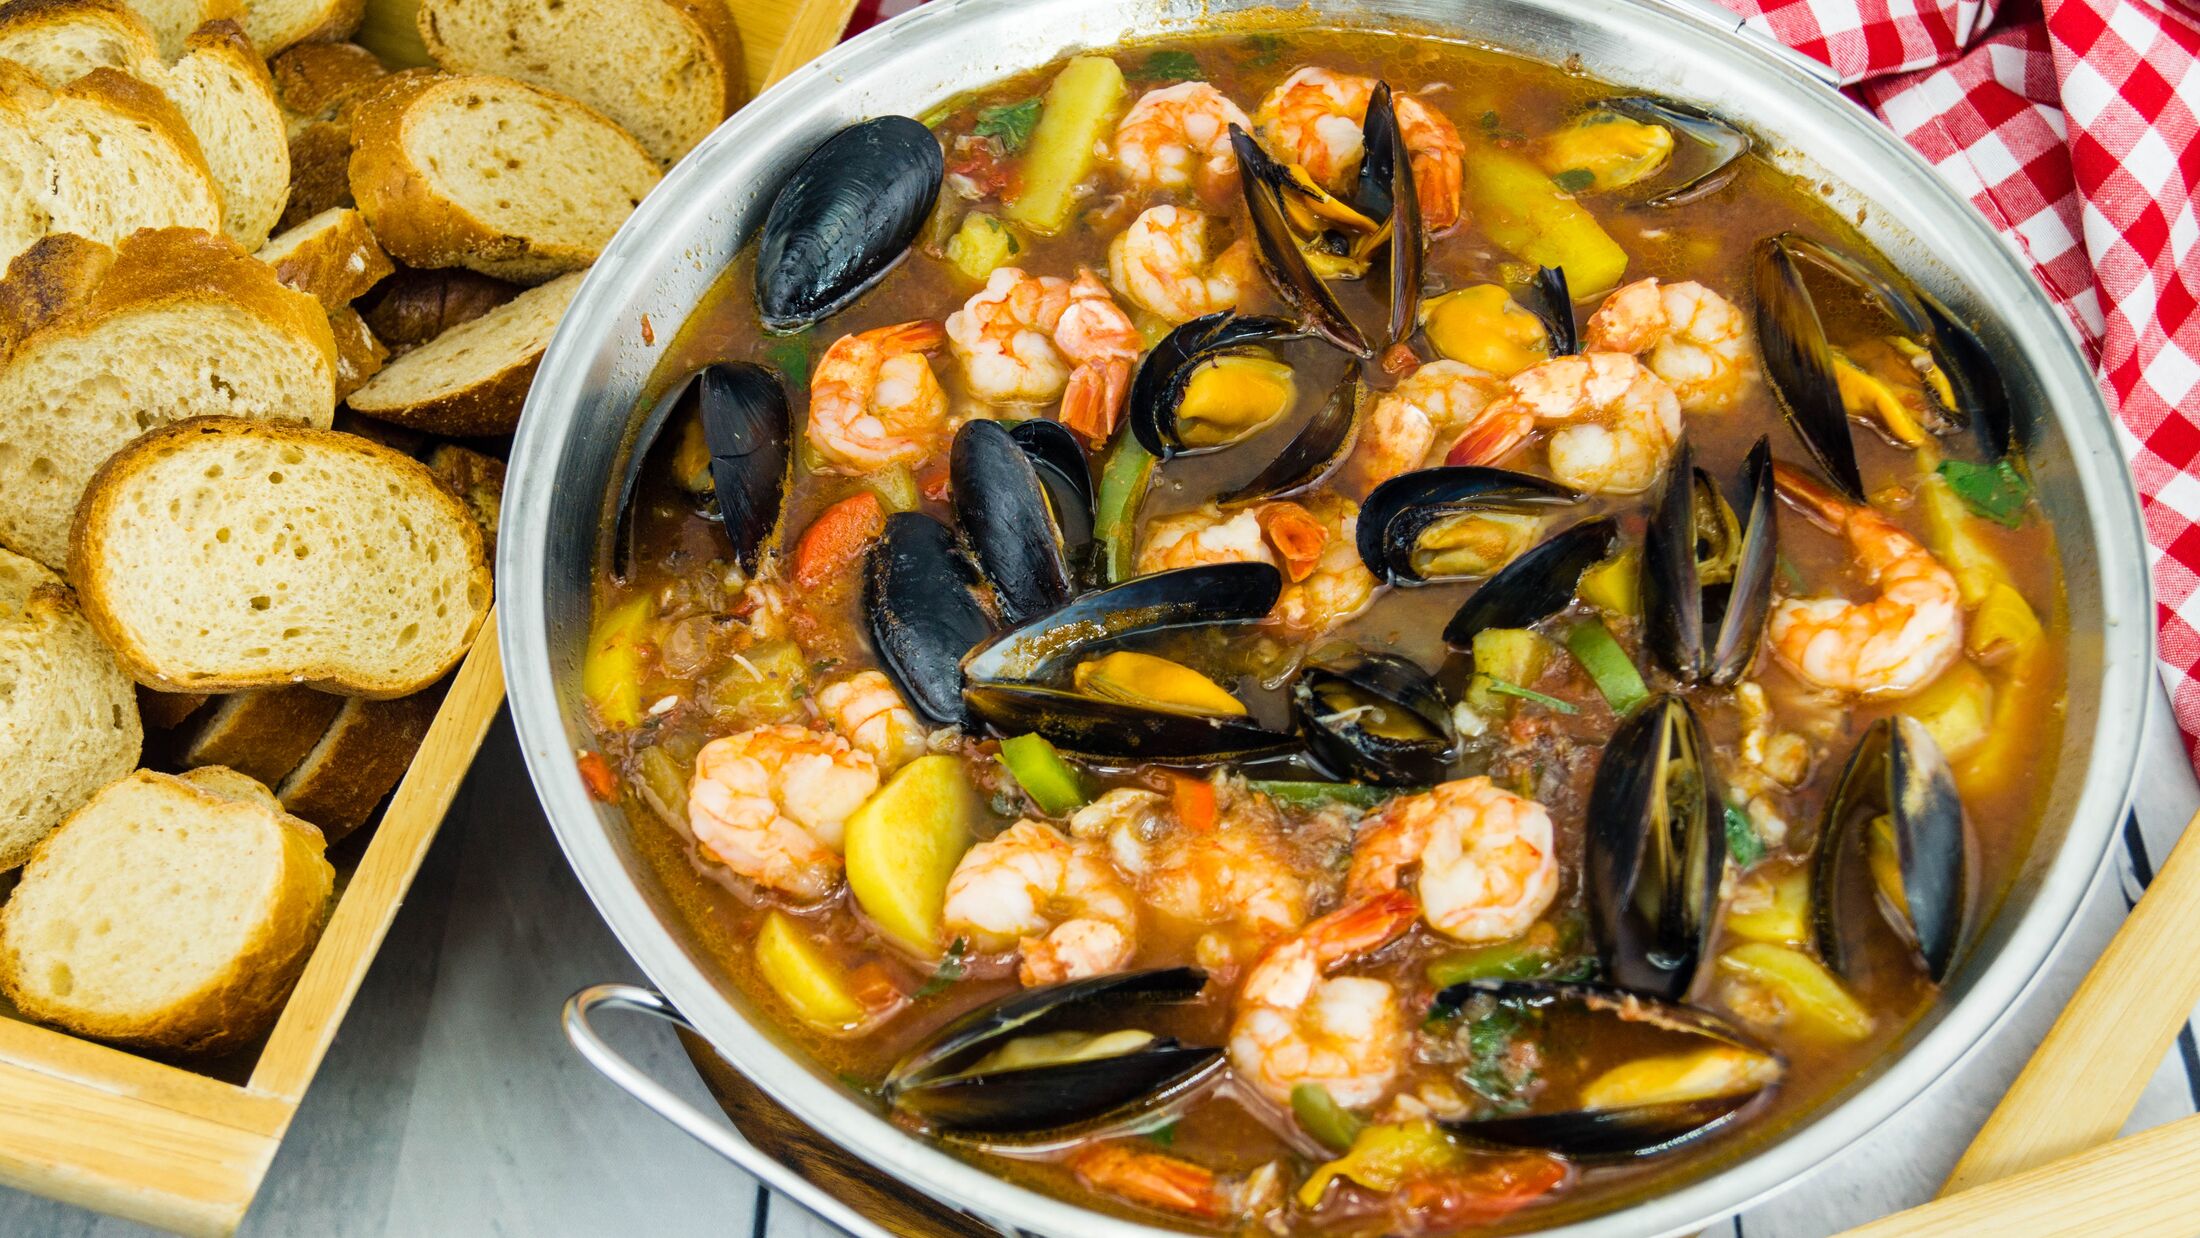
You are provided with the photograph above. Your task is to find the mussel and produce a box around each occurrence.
[884,968,1225,1147]
[1441,517,1619,647]
[1641,436,1775,685]
[754,116,944,333]
[950,420,1077,625]
[1009,420,1096,552]
[1232,125,1372,358]
[1433,981,1784,1158]
[1539,97,1749,208]
[963,682,1300,765]
[1217,371,1361,505]
[1128,313,1305,461]
[963,562,1284,684]
[1585,694,1726,1001]
[865,512,994,726]
[611,362,790,582]
[1419,266,1574,374]
[1357,466,1582,586]
[1294,651,1456,785]
[1813,715,1970,983]
[1364,82,1424,348]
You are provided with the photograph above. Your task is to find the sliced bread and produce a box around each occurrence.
[180,683,343,785]
[426,442,502,556]
[355,262,515,355]
[416,0,742,164]
[0,0,157,82]
[68,417,493,697]
[345,267,578,434]
[0,227,337,566]
[0,547,141,871]
[0,767,333,1054]
[178,762,281,808]
[137,686,213,729]
[267,37,381,130]
[281,117,356,230]
[117,0,230,59]
[326,302,387,399]
[259,206,392,305]
[347,69,659,282]
[277,688,435,839]
[240,0,359,58]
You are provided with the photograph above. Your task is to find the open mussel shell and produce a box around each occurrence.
[1525,264,1578,356]
[963,683,1300,765]
[611,362,790,582]
[963,562,1284,684]
[1442,517,1619,646]
[1589,97,1749,208]
[1754,235,1864,502]
[1294,651,1456,786]
[1435,981,1783,1159]
[1364,83,1424,347]
[1643,437,1775,685]
[1128,312,1304,461]
[1586,694,1726,1001]
[1008,419,1098,585]
[1358,467,1582,586]
[1231,124,1372,359]
[865,513,994,726]
[951,420,1075,625]
[1218,371,1360,505]
[754,116,944,333]
[1813,715,1970,983]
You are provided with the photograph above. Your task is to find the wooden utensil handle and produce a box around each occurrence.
[1941,805,2200,1195]
[766,0,863,86]
[1848,1111,2200,1237]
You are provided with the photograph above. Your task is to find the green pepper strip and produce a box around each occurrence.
[1426,938,1560,988]
[1565,619,1650,715]
[1291,1083,1366,1153]
[1481,678,1578,715]
[1248,780,1410,810]
[1095,435,1155,583]
[997,734,1089,815]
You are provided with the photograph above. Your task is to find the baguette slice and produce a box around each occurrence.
[259,205,392,305]
[0,0,157,82]
[267,37,382,131]
[355,262,515,356]
[136,686,212,730]
[240,0,359,58]
[179,762,281,808]
[0,547,141,871]
[426,442,503,557]
[348,70,659,282]
[69,417,492,697]
[277,688,435,839]
[116,0,231,59]
[416,0,742,164]
[326,302,387,400]
[282,117,355,230]
[0,768,333,1054]
[345,268,578,434]
[0,228,337,566]
[181,683,343,786]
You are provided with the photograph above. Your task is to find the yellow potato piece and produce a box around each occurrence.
[1719,943,1874,1041]
[1005,55,1126,234]
[581,596,653,729]
[755,911,865,1031]
[1460,139,1629,295]
[844,754,979,955]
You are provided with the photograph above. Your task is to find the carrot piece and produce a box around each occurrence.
[792,491,886,591]
[1257,503,1327,582]
[576,750,619,801]
[1168,772,1218,832]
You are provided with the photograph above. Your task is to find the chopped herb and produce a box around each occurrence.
[1938,458,2031,528]
[1479,109,1502,131]
[1136,50,1202,80]
[763,334,812,387]
[1476,108,1525,143]
[1240,33,1284,67]
[974,97,1043,153]
[1459,1003,1537,1113]
[1550,167,1597,193]
[1249,780,1409,810]
[1725,803,1767,867]
[1482,678,1579,714]
[1776,554,1806,590]
[835,1071,876,1095]
[1146,1120,1178,1147]
[913,938,968,999]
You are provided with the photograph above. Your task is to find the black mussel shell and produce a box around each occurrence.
[951,420,1075,625]
[865,513,994,726]
[612,362,790,582]
[1364,84,1424,349]
[1813,716,1970,983]
[1442,517,1619,646]
[1643,437,1775,685]
[1294,651,1456,786]
[1218,371,1361,505]
[1524,264,1578,357]
[1232,125,1372,359]
[1918,292,2015,459]
[962,684,1300,766]
[1589,97,1749,209]
[1359,467,1582,586]
[964,562,1284,684]
[1586,694,1726,1001]
[1129,312,1304,461]
[755,116,944,333]
[1754,236,1864,502]
[1009,419,1098,585]
[1352,82,1400,224]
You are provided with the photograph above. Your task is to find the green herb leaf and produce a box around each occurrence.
[1550,167,1597,193]
[913,937,968,999]
[835,1071,876,1096]
[1248,780,1411,810]
[1461,1004,1537,1113]
[1135,50,1202,80]
[1937,458,2031,528]
[1482,678,1579,715]
[1146,1120,1178,1147]
[1479,109,1502,132]
[974,98,1043,153]
[1725,803,1766,868]
[763,334,812,388]
[1240,33,1283,67]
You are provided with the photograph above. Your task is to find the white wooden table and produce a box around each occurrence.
[7,681,2197,1238]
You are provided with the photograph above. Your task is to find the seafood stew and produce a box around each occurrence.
[580,26,2065,1235]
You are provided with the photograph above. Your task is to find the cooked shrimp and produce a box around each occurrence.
[1583,278,1751,412]
[1351,359,1501,490]
[1347,777,1560,943]
[1136,495,1377,637]
[946,267,1142,442]
[1255,67,1465,229]
[1229,890,1417,1107]
[1448,352,1682,495]
[940,820,1139,986]
[687,724,880,901]
[806,321,951,474]
[1113,82,1253,203]
[1107,204,1256,323]
[1069,1145,1284,1224]
[1767,462,1964,697]
[815,670,927,771]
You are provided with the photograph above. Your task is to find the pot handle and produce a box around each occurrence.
[1640,0,1846,88]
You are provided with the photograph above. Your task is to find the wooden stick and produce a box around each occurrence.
[764,0,862,87]
[1844,1112,2200,1237]
[1939,805,2200,1195]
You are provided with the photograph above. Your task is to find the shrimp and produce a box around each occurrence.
[815,670,927,771]
[1767,462,1964,697]
[945,266,1143,442]
[1113,82,1253,203]
[940,820,1140,986]
[686,724,880,901]
[1107,204,1256,324]
[1346,777,1560,943]
[1255,67,1465,229]
[1136,494,1376,637]
[1447,352,1682,495]
[806,321,952,474]
[1583,278,1751,412]
[1229,889,1417,1107]
[1351,359,1502,490]
[1069,1144,1284,1224]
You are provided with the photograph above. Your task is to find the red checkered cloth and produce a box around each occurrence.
[846,0,2200,761]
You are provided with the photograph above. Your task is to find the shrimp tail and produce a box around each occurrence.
[1256,503,1327,581]
[1306,890,1418,967]
[1444,404,1533,467]
[1060,357,1132,444]
[875,319,948,353]
[1770,460,1849,532]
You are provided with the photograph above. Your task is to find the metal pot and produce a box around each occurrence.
[502,1,2152,1233]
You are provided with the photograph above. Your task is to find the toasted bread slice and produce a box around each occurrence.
[355,262,515,356]
[281,118,354,230]
[416,0,741,164]
[0,768,333,1054]
[346,267,577,434]
[241,0,359,58]
[0,547,140,871]
[426,442,503,557]
[181,683,343,786]
[69,417,492,697]
[0,228,336,565]
[259,206,392,305]
[348,70,658,282]
[277,688,435,839]
[267,37,381,130]
[326,303,387,399]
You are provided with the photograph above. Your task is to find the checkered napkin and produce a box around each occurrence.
[845,0,2200,759]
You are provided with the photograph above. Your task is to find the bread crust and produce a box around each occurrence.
[278,689,437,840]
[326,302,387,399]
[346,346,537,434]
[243,0,364,58]
[168,19,292,248]
[267,38,385,123]
[0,0,158,77]
[260,205,392,304]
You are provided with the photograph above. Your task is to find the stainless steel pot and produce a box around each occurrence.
[503,1,2153,1233]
